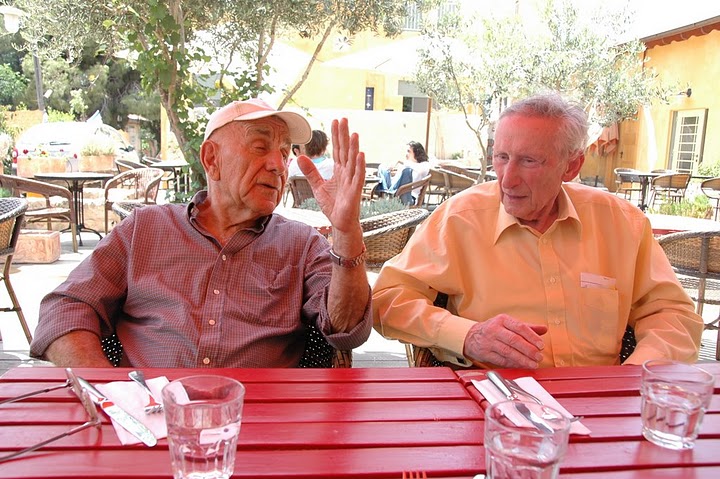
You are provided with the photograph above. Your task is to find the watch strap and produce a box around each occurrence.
[329,244,366,268]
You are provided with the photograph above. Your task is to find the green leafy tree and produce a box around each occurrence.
[0,63,26,105]
[416,0,670,179]
[9,0,435,192]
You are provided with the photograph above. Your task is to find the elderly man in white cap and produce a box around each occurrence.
[31,98,371,368]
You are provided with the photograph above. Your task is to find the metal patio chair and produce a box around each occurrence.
[0,197,32,344]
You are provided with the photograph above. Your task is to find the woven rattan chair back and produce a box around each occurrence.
[104,167,164,233]
[361,208,430,267]
[0,197,33,344]
[0,173,78,253]
[440,164,482,183]
[701,177,720,221]
[658,229,720,360]
[288,176,315,208]
[441,169,477,197]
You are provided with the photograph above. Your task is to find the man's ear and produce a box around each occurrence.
[562,151,585,182]
[200,140,221,181]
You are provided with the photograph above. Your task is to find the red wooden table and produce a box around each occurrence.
[0,364,719,478]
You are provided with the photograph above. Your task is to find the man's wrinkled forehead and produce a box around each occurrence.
[231,116,292,146]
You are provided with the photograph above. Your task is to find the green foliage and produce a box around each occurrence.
[416,0,669,177]
[698,161,720,178]
[300,196,407,219]
[45,108,74,122]
[80,138,115,156]
[0,64,27,105]
[653,196,713,219]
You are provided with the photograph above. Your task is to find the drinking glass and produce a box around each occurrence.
[162,375,245,479]
[640,359,714,450]
[484,400,571,479]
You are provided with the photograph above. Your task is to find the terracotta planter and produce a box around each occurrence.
[17,156,68,178]
[79,154,115,173]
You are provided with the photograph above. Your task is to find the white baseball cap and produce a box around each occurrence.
[203,98,312,143]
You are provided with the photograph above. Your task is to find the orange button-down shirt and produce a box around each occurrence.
[372,182,702,367]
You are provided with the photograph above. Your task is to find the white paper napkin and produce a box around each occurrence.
[95,376,169,445]
[472,376,591,435]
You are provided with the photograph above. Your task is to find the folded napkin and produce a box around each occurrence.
[472,376,591,435]
[96,376,169,445]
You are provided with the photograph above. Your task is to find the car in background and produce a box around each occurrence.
[12,120,139,174]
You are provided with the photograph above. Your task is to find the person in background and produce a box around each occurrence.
[372,93,702,369]
[30,98,371,368]
[375,140,431,205]
[288,129,334,180]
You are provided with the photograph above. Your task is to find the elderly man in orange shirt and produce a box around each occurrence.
[372,93,702,369]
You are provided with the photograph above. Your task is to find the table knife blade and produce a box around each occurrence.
[484,372,554,435]
[77,377,157,447]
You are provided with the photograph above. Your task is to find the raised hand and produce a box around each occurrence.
[296,118,365,234]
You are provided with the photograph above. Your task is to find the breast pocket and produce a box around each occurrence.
[240,264,301,327]
[579,287,620,355]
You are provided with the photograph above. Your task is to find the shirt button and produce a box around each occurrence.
[542,238,549,244]
[222,255,227,261]
[559,360,566,366]
[554,319,561,325]
[202,357,210,365]
[213,289,220,295]
[549,277,557,284]
[208,319,216,326]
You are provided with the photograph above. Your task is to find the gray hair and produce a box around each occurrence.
[499,93,588,157]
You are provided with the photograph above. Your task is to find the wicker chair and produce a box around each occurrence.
[614,168,642,200]
[393,174,431,207]
[288,176,315,208]
[658,229,720,360]
[0,173,78,253]
[425,168,449,205]
[115,158,147,173]
[649,172,691,208]
[108,201,351,368]
[0,197,32,344]
[701,177,720,221]
[441,169,477,197]
[361,208,430,268]
[104,167,164,233]
[440,164,482,183]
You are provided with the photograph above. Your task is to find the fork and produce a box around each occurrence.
[505,378,583,423]
[128,370,163,414]
[401,472,427,479]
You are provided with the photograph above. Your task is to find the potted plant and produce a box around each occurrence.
[16,145,68,178]
[79,139,116,172]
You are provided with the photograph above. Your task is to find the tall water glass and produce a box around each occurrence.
[485,400,571,479]
[640,359,714,450]
[162,375,245,479]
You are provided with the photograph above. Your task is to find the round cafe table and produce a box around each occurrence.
[34,171,114,245]
[646,213,720,236]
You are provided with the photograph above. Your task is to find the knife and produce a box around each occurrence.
[77,377,158,447]
[484,372,555,435]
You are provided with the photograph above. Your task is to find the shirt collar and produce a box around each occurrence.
[493,184,581,243]
[188,190,270,239]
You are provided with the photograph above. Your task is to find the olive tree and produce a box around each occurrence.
[416,0,669,178]
[9,0,434,191]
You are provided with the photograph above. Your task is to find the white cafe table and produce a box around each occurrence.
[646,213,720,236]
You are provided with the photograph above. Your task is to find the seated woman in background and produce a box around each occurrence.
[288,129,334,180]
[376,141,431,205]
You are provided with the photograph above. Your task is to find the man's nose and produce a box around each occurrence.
[266,150,287,174]
[500,160,520,188]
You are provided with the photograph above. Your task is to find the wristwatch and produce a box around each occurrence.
[329,244,366,268]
